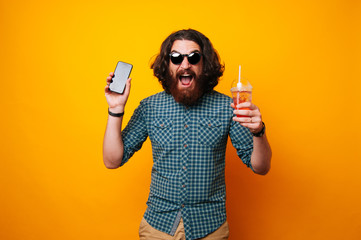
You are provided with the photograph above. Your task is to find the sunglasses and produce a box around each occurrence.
[169,52,202,65]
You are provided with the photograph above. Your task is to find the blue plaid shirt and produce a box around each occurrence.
[121,91,253,240]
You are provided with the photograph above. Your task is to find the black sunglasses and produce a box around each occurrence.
[169,52,202,65]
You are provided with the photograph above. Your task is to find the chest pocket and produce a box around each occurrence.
[152,118,173,146]
[198,118,223,146]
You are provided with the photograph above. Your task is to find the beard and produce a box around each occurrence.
[168,69,205,106]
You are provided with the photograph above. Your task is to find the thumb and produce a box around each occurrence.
[123,78,132,96]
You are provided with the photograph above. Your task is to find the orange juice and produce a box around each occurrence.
[231,90,252,117]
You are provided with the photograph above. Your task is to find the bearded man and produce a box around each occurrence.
[103,29,272,240]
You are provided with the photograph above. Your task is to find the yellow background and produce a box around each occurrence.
[1,0,360,239]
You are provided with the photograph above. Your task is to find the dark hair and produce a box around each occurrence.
[151,29,224,93]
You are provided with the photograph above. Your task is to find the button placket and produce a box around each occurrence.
[180,107,190,208]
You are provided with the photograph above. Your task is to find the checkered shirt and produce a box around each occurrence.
[121,90,253,240]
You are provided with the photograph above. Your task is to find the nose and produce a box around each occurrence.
[179,57,191,69]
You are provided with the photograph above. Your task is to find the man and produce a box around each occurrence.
[103,29,271,240]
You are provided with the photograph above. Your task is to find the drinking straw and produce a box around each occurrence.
[237,65,242,88]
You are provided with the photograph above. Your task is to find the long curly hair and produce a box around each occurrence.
[151,29,224,94]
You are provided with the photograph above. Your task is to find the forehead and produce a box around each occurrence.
[171,40,201,53]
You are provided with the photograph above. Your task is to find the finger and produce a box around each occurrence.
[106,76,113,84]
[250,116,262,123]
[230,102,242,110]
[233,116,253,123]
[247,103,258,110]
[239,122,262,130]
[233,109,252,117]
[236,101,252,109]
[109,72,114,77]
[250,108,262,118]
[105,85,111,93]
[123,78,132,96]
[236,107,261,117]
[236,102,261,111]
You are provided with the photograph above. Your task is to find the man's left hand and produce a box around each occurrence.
[231,102,263,134]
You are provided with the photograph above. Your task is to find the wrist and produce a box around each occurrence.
[252,122,266,137]
[108,108,124,118]
[109,106,124,113]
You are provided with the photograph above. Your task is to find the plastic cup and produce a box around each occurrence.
[231,79,252,117]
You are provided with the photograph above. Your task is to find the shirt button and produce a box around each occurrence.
[160,124,164,127]
[182,204,185,208]
[185,124,188,128]
[182,185,186,188]
[183,166,186,170]
[208,123,212,127]
[184,144,187,148]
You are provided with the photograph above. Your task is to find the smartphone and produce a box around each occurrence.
[109,61,133,94]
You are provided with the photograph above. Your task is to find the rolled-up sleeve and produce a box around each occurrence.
[120,101,148,166]
[229,120,254,168]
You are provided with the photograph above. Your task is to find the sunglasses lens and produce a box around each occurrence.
[170,53,184,65]
[169,52,202,65]
[188,52,201,65]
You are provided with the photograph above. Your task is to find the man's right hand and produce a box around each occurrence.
[105,72,132,113]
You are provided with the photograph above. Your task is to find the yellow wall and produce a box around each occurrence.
[1,0,360,239]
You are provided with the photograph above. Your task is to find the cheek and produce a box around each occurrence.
[197,61,203,74]
[169,65,178,76]
[195,66,203,76]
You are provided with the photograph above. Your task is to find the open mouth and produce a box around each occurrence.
[179,74,194,87]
